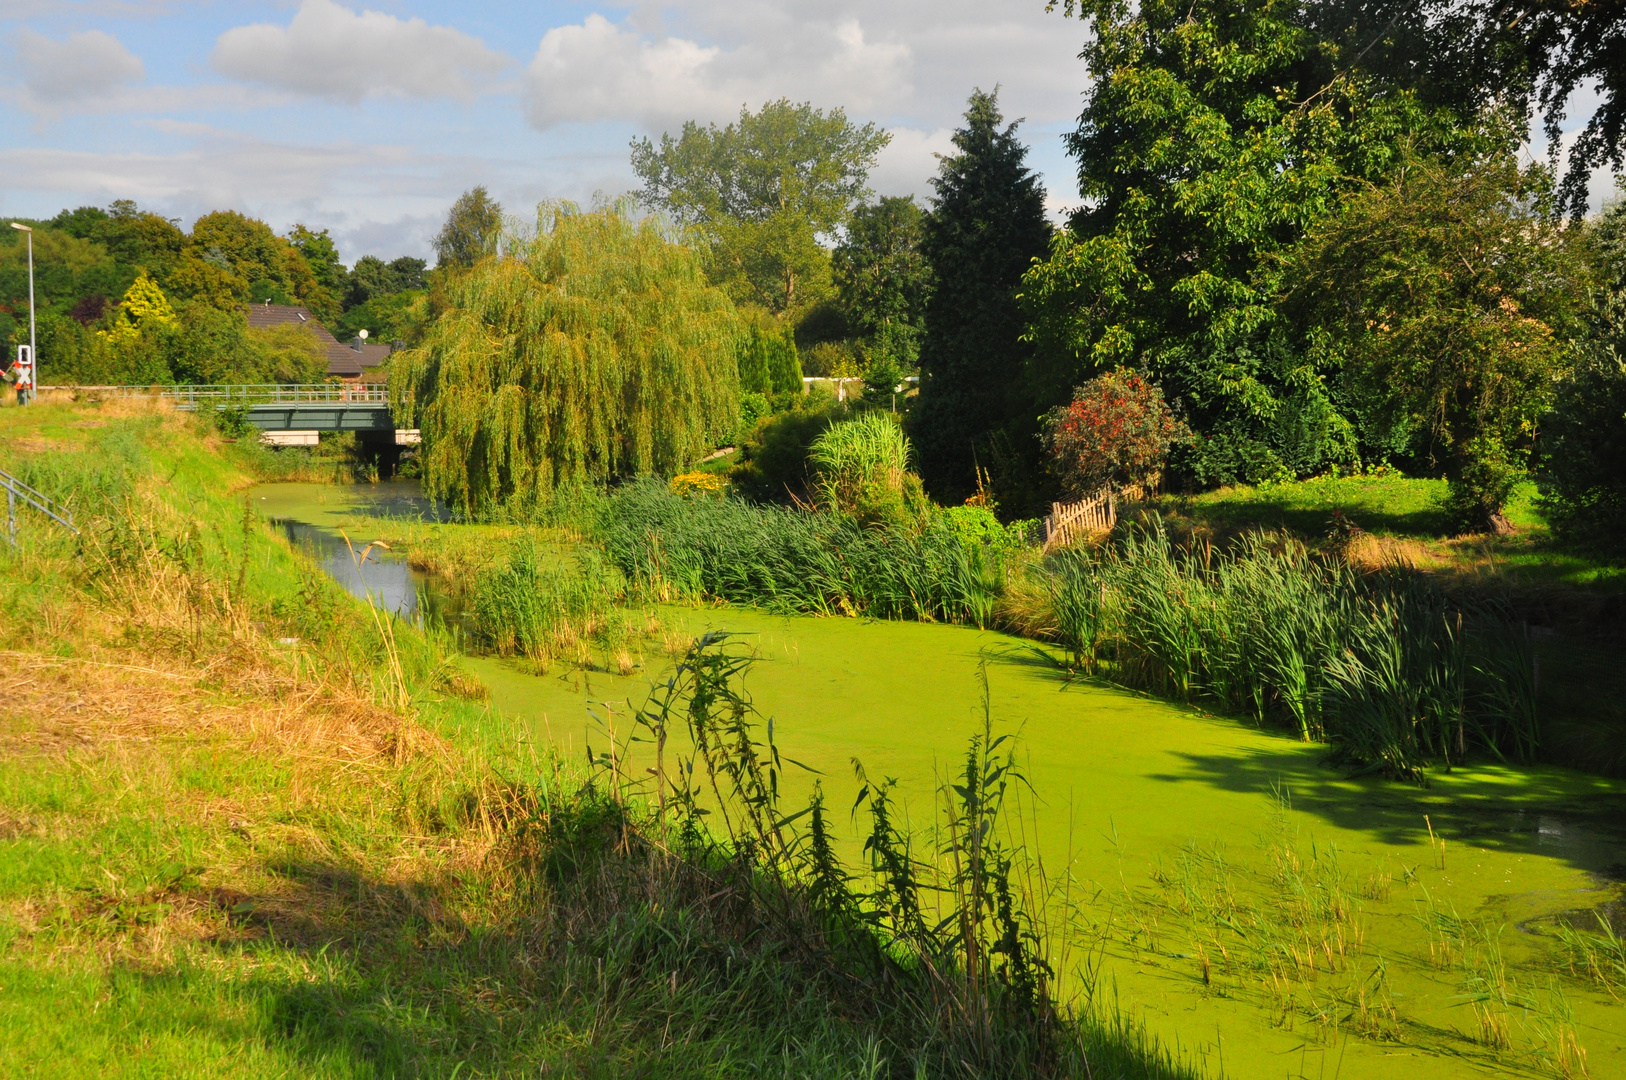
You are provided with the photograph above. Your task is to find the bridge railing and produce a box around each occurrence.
[40,384,390,407]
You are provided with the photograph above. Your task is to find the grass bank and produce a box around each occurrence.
[1174,473,1626,594]
[0,400,1195,1078]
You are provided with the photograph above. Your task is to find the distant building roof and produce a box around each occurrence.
[244,301,395,380]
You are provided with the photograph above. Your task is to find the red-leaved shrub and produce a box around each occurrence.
[1043,370,1189,498]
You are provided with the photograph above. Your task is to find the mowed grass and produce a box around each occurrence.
[1173,474,1626,592]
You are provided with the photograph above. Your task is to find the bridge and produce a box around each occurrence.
[39,385,411,440]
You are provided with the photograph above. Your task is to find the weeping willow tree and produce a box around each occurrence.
[393,201,743,516]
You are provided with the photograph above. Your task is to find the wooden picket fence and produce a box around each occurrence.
[1043,487,1116,551]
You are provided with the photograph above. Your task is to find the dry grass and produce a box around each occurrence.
[0,648,443,770]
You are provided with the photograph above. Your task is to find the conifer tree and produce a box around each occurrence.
[910,90,1051,505]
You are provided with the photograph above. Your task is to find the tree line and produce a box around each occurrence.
[13,0,1626,548]
[0,201,430,385]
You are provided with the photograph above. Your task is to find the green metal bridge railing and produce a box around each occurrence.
[41,384,390,407]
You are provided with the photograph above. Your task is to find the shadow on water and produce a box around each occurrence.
[972,642,1626,879]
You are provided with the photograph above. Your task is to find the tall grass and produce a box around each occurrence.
[597,477,1006,626]
[1010,519,1540,780]
[468,534,627,663]
[577,483,1536,778]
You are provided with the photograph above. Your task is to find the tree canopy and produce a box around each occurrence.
[833,196,933,369]
[632,100,889,313]
[1283,152,1588,528]
[1023,0,1480,486]
[435,187,504,269]
[395,201,743,517]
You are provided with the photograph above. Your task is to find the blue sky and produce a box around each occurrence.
[0,1,1613,266]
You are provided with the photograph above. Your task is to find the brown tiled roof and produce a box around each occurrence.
[245,303,337,341]
[243,302,393,380]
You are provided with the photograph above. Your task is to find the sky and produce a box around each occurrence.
[0,1,1615,266]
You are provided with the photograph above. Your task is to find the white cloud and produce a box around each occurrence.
[212,0,510,104]
[868,126,953,199]
[14,28,144,105]
[523,13,912,130]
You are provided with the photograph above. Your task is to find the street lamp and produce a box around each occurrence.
[9,223,34,405]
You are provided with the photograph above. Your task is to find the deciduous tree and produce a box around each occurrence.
[434,187,503,270]
[834,196,932,370]
[1281,152,1588,530]
[395,201,743,516]
[631,100,888,314]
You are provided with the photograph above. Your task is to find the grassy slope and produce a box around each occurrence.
[0,400,1196,1079]
[1175,474,1626,592]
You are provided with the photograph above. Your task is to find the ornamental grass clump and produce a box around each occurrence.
[393,199,743,519]
[808,410,930,527]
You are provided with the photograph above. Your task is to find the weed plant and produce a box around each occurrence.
[590,632,1198,1077]
[1556,912,1626,998]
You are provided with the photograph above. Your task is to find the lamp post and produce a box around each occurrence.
[9,223,34,405]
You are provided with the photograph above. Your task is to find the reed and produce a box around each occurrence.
[596,478,1007,626]
[1015,518,1540,780]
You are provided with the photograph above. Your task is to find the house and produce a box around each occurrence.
[244,302,396,381]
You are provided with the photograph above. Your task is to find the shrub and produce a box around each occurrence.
[736,320,803,396]
[728,391,852,503]
[1043,370,1189,497]
[670,470,726,496]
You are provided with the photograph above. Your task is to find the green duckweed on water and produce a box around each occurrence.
[260,482,1626,1080]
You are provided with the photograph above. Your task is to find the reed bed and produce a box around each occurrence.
[1007,520,1540,780]
[572,480,1536,779]
[596,477,1006,626]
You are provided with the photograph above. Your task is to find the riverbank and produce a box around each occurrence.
[255,476,1626,1077]
[0,399,1194,1076]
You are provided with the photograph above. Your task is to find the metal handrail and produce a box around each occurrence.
[39,384,390,406]
[0,468,79,547]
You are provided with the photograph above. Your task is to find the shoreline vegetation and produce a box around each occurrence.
[344,472,1623,784]
[0,399,1208,1076]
